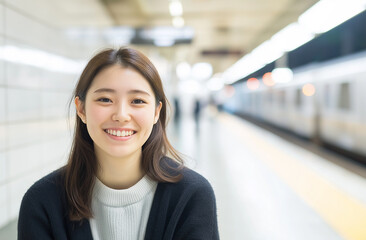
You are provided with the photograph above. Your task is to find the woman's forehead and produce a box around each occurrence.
[89,65,154,94]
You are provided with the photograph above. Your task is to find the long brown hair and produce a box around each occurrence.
[64,47,183,221]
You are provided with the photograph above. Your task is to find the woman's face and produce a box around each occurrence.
[76,65,162,162]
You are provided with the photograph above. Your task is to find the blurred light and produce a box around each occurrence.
[246,78,260,90]
[263,72,275,86]
[251,40,283,66]
[224,85,236,98]
[169,0,183,16]
[140,26,194,43]
[298,0,366,34]
[223,53,264,84]
[272,68,293,83]
[271,23,314,51]
[176,62,191,80]
[0,45,84,74]
[302,83,316,96]
[172,17,185,28]
[207,75,224,91]
[223,0,366,85]
[153,39,175,47]
[191,62,213,81]
[178,80,200,94]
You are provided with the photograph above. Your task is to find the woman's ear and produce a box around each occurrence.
[154,101,162,124]
[75,97,86,123]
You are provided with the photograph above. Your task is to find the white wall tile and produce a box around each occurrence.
[42,91,70,119]
[0,88,6,123]
[3,6,84,58]
[41,118,72,141]
[0,59,4,86]
[5,62,42,89]
[7,88,41,122]
[0,37,4,86]
[0,125,6,152]
[7,121,43,149]
[5,7,59,52]
[42,136,70,166]
[0,152,6,182]
[0,184,8,228]
[8,143,43,179]
[0,4,4,36]
[41,72,78,92]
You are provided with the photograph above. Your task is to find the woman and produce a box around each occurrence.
[18,47,219,240]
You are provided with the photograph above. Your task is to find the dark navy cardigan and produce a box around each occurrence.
[18,163,219,240]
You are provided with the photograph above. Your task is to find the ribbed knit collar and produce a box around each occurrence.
[93,175,157,207]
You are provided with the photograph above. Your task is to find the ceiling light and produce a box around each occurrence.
[176,62,191,80]
[153,39,175,47]
[191,62,213,81]
[271,23,314,52]
[223,0,366,85]
[169,0,183,16]
[298,0,366,34]
[0,45,84,73]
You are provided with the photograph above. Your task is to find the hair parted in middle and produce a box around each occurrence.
[63,47,184,221]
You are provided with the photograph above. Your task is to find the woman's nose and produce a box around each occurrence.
[112,103,131,122]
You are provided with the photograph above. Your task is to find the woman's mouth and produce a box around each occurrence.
[104,129,135,137]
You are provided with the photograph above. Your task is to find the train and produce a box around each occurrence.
[221,50,366,160]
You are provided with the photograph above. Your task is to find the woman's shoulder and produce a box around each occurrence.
[160,157,214,194]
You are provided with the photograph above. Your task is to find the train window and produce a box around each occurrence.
[296,89,302,107]
[337,82,350,110]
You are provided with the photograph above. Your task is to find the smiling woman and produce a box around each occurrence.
[17,47,219,240]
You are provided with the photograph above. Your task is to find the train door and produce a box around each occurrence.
[334,81,354,151]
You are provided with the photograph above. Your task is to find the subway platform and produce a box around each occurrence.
[169,107,366,240]
[1,107,366,240]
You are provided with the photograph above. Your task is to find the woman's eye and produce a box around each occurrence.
[132,99,145,104]
[98,98,112,103]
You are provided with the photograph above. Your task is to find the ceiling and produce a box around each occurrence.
[7,0,319,75]
[98,0,320,74]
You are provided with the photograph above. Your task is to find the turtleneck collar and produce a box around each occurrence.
[93,175,157,207]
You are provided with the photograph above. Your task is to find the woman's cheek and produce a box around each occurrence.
[134,109,156,126]
[87,105,109,122]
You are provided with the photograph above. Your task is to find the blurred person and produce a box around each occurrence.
[193,98,202,133]
[173,96,181,123]
[18,47,219,240]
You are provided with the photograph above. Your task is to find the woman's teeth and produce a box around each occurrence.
[105,129,134,137]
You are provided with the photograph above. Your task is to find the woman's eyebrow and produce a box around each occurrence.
[128,89,151,96]
[93,88,151,96]
[93,88,116,94]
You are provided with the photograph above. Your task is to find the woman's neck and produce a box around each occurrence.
[95,149,145,190]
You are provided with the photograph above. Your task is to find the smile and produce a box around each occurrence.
[104,129,135,137]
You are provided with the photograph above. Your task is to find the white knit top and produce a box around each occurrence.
[89,175,158,240]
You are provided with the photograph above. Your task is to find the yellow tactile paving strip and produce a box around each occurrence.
[219,114,366,240]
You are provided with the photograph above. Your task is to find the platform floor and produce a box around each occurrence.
[1,108,366,240]
[169,108,366,240]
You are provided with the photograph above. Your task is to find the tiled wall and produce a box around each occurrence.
[0,0,106,228]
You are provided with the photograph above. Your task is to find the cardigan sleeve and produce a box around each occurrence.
[18,187,54,240]
[173,180,220,240]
